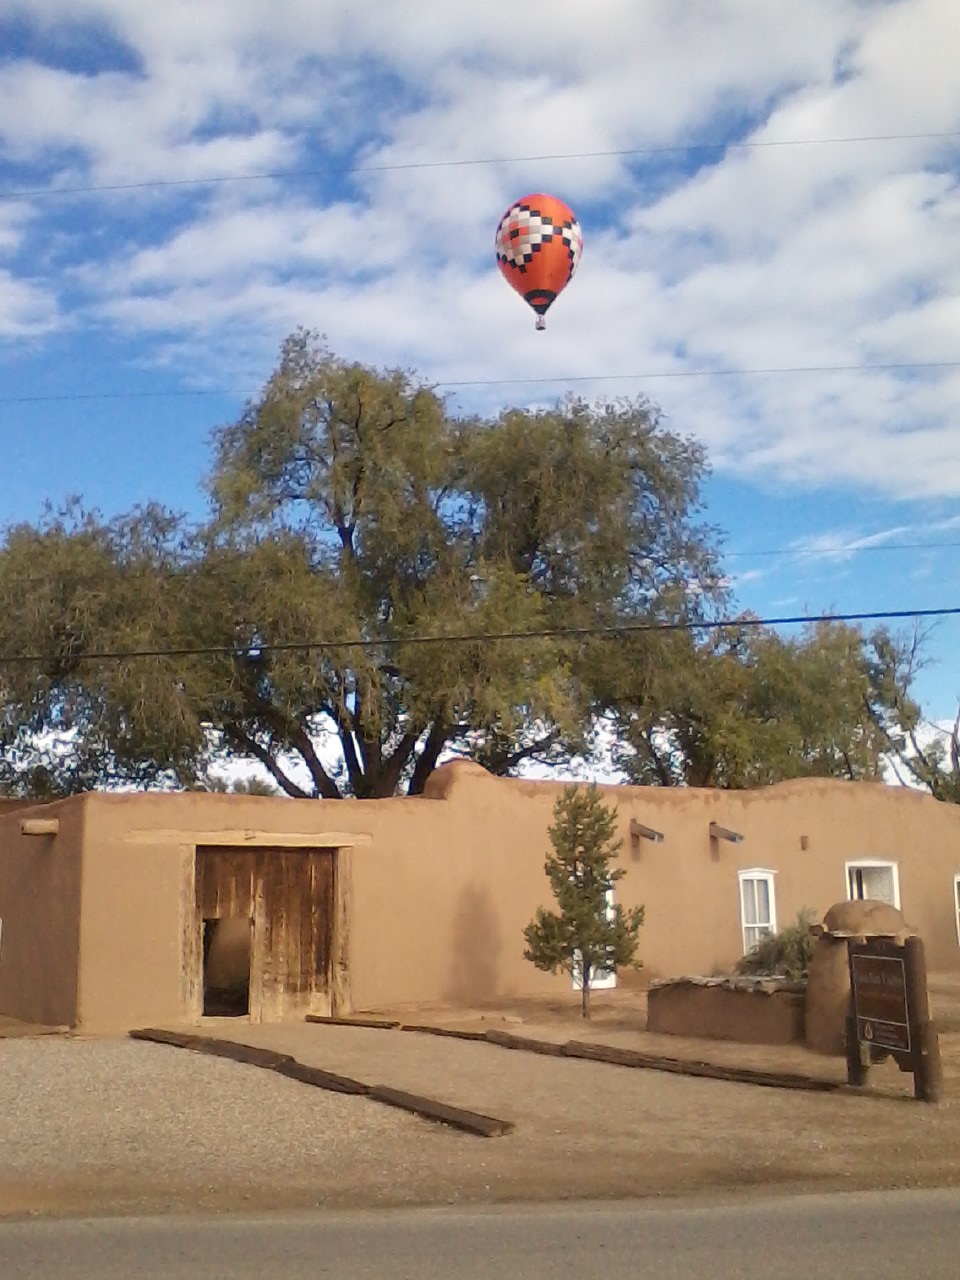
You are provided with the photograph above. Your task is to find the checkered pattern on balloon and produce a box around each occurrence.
[495,195,583,329]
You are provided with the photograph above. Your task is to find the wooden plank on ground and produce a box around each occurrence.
[129,1028,198,1049]
[370,1085,515,1137]
[185,1037,296,1071]
[401,1023,489,1041]
[305,1014,401,1029]
[563,1039,843,1092]
[272,1059,372,1095]
[484,1029,566,1056]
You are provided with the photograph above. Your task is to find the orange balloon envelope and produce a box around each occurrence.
[495,193,582,330]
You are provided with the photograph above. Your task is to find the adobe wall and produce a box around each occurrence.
[74,777,572,1030]
[0,797,84,1026]
[0,797,56,815]
[646,980,806,1046]
[68,768,960,1029]
[421,766,960,984]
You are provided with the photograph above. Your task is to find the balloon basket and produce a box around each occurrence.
[535,315,546,331]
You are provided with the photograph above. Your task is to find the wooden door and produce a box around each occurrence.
[194,847,336,1022]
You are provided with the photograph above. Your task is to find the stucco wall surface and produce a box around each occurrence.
[3,766,959,1029]
[0,798,83,1026]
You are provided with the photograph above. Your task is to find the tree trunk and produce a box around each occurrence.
[581,966,590,1019]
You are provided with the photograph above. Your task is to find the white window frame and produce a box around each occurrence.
[845,859,901,910]
[737,868,777,956]
[954,875,960,947]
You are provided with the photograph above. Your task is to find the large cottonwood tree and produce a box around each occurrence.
[2,333,955,802]
[0,330,721,797]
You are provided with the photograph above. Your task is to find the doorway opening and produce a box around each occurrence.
[202,917,252,1017]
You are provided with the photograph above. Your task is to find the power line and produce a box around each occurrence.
[2,358,958,409]
[3,130,957,202]
[0,606,956,668]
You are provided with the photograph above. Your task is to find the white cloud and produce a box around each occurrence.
[0,268,59,337]
[0,0,958,499]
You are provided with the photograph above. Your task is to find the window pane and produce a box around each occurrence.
[864,866,894,904]
[754,878,771,926]
[742,880,759,926]
[848,864,898,906]
[740,874,775,954]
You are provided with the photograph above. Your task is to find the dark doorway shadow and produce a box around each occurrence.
[202,918,252,1017]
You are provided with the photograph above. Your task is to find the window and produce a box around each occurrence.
[738,870,777,955]
[846,860,900,909]
[954,876,960,947]
[572,887,617,992]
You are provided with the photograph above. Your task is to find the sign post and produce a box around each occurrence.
[845,935,943,1102]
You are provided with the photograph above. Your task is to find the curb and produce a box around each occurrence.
[128,1028,515,1137]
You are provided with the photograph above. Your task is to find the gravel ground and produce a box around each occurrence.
[0,1038,463,1216]
[4,1025,960,1221]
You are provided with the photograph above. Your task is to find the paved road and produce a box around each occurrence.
[2,1190,959,1279]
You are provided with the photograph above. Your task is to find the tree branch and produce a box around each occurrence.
[408,718,450,795]
[222,725,313,799]
[287,718,343,799]
[501,728,561,772]
[644,728,678,786]
[231,662,344,799]
[377,728,422,796]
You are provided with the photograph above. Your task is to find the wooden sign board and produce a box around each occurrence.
[845,935,942,1103]
[849,950,910,1053]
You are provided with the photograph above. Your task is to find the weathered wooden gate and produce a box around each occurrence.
[191,846,336,1022]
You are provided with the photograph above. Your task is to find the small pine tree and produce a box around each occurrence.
[523,784,644,1018]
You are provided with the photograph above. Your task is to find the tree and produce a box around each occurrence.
[193,331,722,798]
[600,619,910,789]
[5,334,956,805]
[862,624,960,803]
[0,330,722,798]
[524,784,644,1017]
[0,500,206,796]
[193,775,281,796]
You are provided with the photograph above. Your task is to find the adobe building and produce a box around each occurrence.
[1,764,959,1032]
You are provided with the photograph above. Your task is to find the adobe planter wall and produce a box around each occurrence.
[804,899,915,1056]
[646,976,806,1046]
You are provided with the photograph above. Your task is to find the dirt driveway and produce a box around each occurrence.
[4,980,960,1220]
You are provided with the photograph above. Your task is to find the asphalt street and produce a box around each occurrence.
[2,1189,958,1279]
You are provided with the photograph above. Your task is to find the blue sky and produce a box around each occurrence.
[1,0,960,727]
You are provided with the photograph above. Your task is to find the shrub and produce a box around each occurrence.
[735,908,818,980]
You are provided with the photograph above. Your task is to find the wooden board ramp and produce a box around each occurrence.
[128,1028,515,1137]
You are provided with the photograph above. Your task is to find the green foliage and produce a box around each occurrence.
[0,499,206,795]
[0,331,720,798]
[523,785,644,1017]
[195,775,281,796]
[2,333,956,804]
[862,626,960,803]
[602,619,931,790]
[735,908,819,980]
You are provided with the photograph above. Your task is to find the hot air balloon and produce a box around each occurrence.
[495,193,582,330]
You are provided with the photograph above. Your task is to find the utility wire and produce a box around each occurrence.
[3,130,958,202]
[0,606,957,668]
[2,359,958,409]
